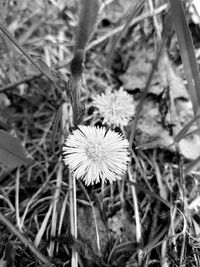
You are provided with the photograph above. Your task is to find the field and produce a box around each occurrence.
[0,0,200,266]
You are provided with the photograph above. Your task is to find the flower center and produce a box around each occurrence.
[86,143,104,162]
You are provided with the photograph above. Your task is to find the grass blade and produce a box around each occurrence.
[173,114,200,143]
[185,154,200,175]
[51,105,62,155]
[168,0,200,125]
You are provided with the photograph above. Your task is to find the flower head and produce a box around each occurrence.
[63,125,129,186]
[92,87,135,127]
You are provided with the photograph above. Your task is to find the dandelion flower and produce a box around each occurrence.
[93,87,135,127]
[63,125,129,186]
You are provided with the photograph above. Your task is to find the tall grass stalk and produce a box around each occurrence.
[48,162,63,256]
[15,167,22,231]
[128,166,142,243]
[168,0,200,126]
[70,172,78,267]
[35,202,53,248]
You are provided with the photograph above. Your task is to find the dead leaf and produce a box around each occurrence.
[135,97,200,159]
[120,47,188,99]
[77,205,108,259]
[0,258,7,267]
[102,0,134,24]
[0,130,33,169]
[108,208,136,241]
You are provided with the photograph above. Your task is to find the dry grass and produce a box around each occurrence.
[0,0,200,267]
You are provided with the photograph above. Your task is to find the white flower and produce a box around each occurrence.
[63,125,129,186]
[92,87,135,127]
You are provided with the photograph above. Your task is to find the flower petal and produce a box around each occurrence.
[63,125,129,185]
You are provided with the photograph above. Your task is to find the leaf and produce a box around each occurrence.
[135,98,200,159]
[184,154,200,175]
[181,128,200,140]
[129,39,165,147]
[0,130,33,168]
[173,114,200,143]
[37,58,55,82]
[0,259,7,267]
[168,0,200,127]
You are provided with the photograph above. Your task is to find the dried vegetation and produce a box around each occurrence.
[0,0,200,266]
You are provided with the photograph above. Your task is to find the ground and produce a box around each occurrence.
[0,0,200,266]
